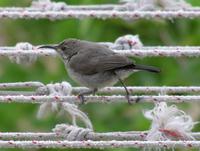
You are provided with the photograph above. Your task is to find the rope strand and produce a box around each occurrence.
[0,140,198,149]
[0,10,200,20]
[0,95,200,104]
[0,131,199,141]
[1,46,200,58]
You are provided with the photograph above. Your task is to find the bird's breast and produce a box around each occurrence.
[65,62,136,89]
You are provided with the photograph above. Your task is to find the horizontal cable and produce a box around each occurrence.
[0,82,44,89]
[1,86,200,96]
[1,47,200,57]
[0,10,200,19]
[1,82,200,95]
[1,4,200,12]
[0,131,199,141]
[0,140,198,149]
[72,86,200,94]
[0,131,145,141]
[0,91,36,96]
[0,95,200,104]
[0,5,119,11]
[2,82,200,92]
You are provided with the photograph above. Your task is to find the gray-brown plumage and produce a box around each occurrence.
[39,39,160,104]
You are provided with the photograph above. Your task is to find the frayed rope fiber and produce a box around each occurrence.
[52,124,92,141]
[31,0,68,11]
[144,102,197,141]
[8,42,37,65]
[36,82,93,129]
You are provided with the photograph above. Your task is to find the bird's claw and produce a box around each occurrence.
[127,95,141,105]
[78,94,86,105]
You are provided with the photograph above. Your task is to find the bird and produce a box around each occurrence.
[39,39,160,104]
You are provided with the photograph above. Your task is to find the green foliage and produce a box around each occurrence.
[0,0,200,151]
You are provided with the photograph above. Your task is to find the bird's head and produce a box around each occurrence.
[39,39,81,61]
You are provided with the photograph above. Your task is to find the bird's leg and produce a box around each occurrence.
[78,88,98,104]
[114,72,140,104]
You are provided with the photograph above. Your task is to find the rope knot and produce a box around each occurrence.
[36,82,93,130]
[9,42,37,65]
[113,34,143,50]
[53,124,92,141]
[117,0,191,11]
[144,102,196,141]
[32,0,68,11]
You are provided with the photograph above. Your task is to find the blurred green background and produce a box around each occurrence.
[0,0,200,151]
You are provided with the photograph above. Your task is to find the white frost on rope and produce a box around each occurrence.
[118,0,192,11]
[31,0,68,11]
[112,34,143,50]
[8,42,37,65]
[144,102,196,141]
[52,124,92,141]
[37,82,93,129]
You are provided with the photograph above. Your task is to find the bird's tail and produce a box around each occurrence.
[134,64,160,73]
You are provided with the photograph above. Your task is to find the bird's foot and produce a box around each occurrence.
[77,94,86,105]
[77,88,97,105]
[127,95,141,105]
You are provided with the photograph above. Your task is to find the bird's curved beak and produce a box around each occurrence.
[38,45,59,51]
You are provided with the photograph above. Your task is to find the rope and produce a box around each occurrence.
[0,1,199,12]
[0,5,119,11]
[72,86,200,95]
[36,82,93,129]
[52,124,92,141]
[31,0,68,11]
[118,0,192,11]
[2,86,200,96]
[1,10,200,20]
[1,95,200,104]
[0,140,198,149]
[2,46,200,58]
[2,82,200,95]
[0,82,44,89]
[0,131,200,141]
[8,42,38,65]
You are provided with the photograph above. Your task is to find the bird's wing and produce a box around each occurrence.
[69,46,134,75]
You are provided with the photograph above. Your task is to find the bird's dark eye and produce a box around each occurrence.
[61,46,65,51]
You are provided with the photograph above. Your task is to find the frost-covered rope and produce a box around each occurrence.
[0,10,200,20]
[0,140,199,149]
[1,95,200,104]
